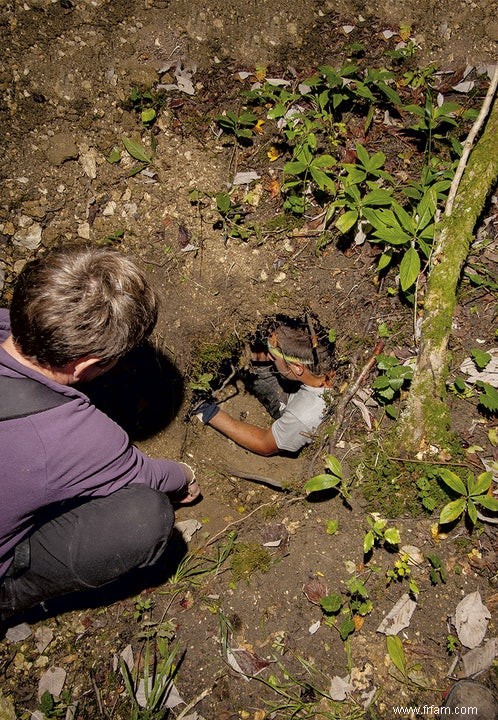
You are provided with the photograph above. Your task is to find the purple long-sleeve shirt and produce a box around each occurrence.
[0,308,187,580]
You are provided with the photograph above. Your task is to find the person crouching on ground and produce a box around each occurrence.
[193,317,335,456]
[0,246,200,626]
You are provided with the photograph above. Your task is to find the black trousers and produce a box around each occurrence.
[0,485,174,619]
[245,363,291,419]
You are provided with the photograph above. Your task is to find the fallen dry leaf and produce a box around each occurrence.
[377,593,417,635]
[303,577,328,605]
[226,648,272,678]
[454,591,490,649]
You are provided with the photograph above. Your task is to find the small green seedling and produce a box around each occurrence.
[371,354,414,418]
[363,514,401,554]
[446,634,460,655]
[189,372,213,392]
[427,553,446,585]
[438,469,498,526]
[386,553,419,597]
[304,454,351,501]
[134,596,154,621]
[216,109,258,143]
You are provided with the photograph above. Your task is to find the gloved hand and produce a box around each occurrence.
[191,394,220,424]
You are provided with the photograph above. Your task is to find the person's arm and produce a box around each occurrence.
[207,408,279,456]
[38,398,200,501]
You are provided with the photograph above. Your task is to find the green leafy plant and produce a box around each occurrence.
[126,86,164,127]
[363,514,401,555]
[120,639,181,719]
[320,576,373,642]
[282,131,337,214]
[134,596,155,621]
[427,553,446,585]
[304,454,351,502]
[476,380,498,414]
[38,690,74,719]
[438,469,498,526]
[386,553,419,597]
[446,634,460,655]
[371,354,414,418]
[215,191,255,241]
[386,635,430,688]
[216,109,258,143]
[402,94,461,153]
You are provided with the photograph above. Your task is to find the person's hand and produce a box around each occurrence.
[176,462,201,504]
[177,478,201,504]
[191,394,219,424]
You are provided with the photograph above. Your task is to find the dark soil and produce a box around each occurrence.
[1,1,497,719]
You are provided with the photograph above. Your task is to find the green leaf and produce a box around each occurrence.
[122,137,151,163]
[399,247,420,291]
[326,519,339,535]
[416,188,437,230]
[267,103,287,120]
[373,226,412,245]
[468,471,492,497]
[324,455,343,478]
[477,382,498,412]
[475,495,498,512]
[236,128,253,139]
[304,474,341,494]
[339,617,356,641]
[283,160,308,175]
[438,469,467,496]
[311,154,337,168]
[384,527,401,545]
[386,636,407,675]
[367,151,386,172]
[345,167,366,185]
[392,202,415,234]
[216,192,231,214]
[355,143,370,168]
[107,147,121,164]
[439,498,466,524]
[309,166,336,191]
[320,593,342,613]
[467,498,478,525]
[141,108,156,124]
[377,252,392,272]
[363,207,396,230]
[471,348,491,370]
[363,189,393,206]
[238,111,258,126]
[363,531,374,554]
[385,404,398,419]
[354,82,375,102]
[335,209,358,234]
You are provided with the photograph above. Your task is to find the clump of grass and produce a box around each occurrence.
[190,335,241,390]
[231,542,271,582]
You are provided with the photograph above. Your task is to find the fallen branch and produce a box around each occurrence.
[328,340,384,453]
[224,465,285,489]
[445,64,498,217]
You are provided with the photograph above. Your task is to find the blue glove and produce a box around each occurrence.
[192,395,220,424]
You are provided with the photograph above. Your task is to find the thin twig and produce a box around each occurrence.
[328,340,384,453]
[204,497,300,547]
[175,687,211,719]
[445,65,498,217]
[90,672,105,717]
